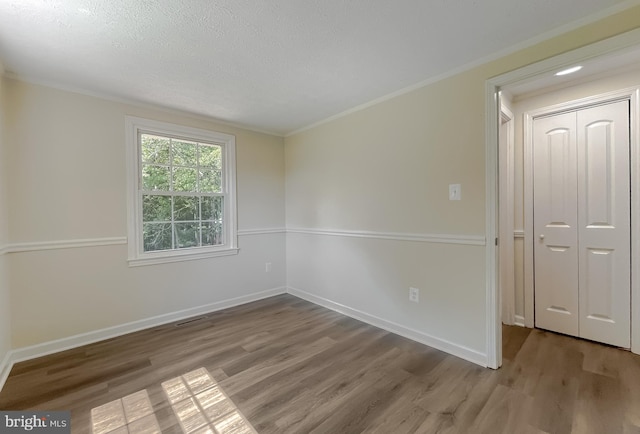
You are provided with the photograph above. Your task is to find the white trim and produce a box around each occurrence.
[1,230,286,254]
[632,89,640,355]
[0,286,287,389]
[514,315,526,327]
[287,227,485,246]
[287,286,487,367]
[286,2,640,137]
[0,351,11,395]
[514,230,525,239]
[6,237,127,253]
[523,111,536,329]
[125,116,238,267]
[485,82,500,369]
[485,30,640,89]
[523,87,639,336]
[0,284,490,393]
[525,87,638,118]
[128,248,239,267]
[499,103,516,327]
[237,228,287,236]
[487,29,640,371]
[0,230,288,256]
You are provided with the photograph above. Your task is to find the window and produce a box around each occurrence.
[126,117,237,266]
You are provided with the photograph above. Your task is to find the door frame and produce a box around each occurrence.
[523,89,639,336]
[499,104,515,326]
[485,28,640,369]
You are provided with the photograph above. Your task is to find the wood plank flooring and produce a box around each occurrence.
[1,294,640,433]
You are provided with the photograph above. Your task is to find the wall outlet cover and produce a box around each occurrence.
[449,184,461,200]
[409,287,419,303]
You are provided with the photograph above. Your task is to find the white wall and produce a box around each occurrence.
[0,73,12,371]
[511,66,640,321]
[4,78,286,348]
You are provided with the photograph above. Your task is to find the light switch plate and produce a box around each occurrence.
[449,184,461,200]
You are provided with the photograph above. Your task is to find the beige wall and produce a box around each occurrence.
[511,66,640,320]
[285,7,640,359]
[0,73,11,365]
[285,78,488,354]
[4,78,286,347]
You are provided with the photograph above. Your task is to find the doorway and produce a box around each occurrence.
[485,28,640,369]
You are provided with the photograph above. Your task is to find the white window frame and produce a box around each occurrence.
[125,116,238,266]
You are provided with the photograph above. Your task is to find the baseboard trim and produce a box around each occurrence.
[286,286,488,367]
[0,351,12,395]
[514,315,526,327]
[0,286,287,392]
[1,284,488,393]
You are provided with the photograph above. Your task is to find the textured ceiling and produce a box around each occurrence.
[0,0,635,135]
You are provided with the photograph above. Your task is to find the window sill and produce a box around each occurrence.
[128,247,239,267]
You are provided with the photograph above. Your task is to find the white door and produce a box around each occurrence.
[534,111,580,337]
[533,100,630,347]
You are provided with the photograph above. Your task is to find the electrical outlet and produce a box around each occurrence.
[409,287,419,303]
[265,262,272,272]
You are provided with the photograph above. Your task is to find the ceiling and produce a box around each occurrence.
[0,1,636,135]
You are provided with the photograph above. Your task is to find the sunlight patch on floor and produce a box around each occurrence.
[89,367,254,434]
[162,367,256,434]
[91,389,160,434]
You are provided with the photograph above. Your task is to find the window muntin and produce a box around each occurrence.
[140,133,224,252]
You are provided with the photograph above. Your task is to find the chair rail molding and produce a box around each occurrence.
[6,237,128,253]
[3,229,289,254]
[287,227,486,246]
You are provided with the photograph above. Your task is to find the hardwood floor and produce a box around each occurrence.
[1,294,639,433]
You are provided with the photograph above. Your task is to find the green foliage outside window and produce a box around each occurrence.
[140,134,224,252]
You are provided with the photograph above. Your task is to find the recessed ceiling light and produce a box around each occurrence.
[555,66,583,76]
